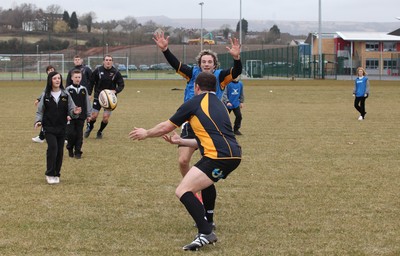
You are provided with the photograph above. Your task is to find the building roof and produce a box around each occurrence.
[388,28,400,36]
[336,31,400,41]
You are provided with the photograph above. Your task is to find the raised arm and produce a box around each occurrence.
[153,31,169,52]
[226,38,241,61]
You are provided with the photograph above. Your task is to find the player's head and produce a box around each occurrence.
[45,65,55,74]
[356,67,367,76]
[71,69,82,85]
[45,71,63,95]
[103,54,113,69]
[195,49,219,73]
[195,72,216,94]
[73,55,83,66]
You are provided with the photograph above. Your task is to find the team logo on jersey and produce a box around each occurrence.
[212,168,224,180]
[232,89,239,95]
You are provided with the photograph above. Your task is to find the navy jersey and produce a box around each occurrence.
[169,92,241,159]
[88,66,125,98]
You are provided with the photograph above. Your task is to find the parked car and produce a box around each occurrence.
[149,63,173,70]
[117,64,127,71]
[128,64,138,71]
[158,63,173,70]
[139,64,150,71]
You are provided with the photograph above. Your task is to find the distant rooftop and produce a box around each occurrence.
[336,31,400,41]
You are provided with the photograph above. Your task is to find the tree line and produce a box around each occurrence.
[0,3,293,54]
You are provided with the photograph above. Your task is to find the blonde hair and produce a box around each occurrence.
[356,67,367,76]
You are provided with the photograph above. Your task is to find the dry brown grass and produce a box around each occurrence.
[0,79,399,255]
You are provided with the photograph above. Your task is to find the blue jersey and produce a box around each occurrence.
[354,76,369,97]
[225,80,243,109]
[185,67,223,102]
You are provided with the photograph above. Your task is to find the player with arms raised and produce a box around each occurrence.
[153,31,242,228]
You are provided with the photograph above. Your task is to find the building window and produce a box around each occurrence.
[383,59,397,69]
[366,59,379,69]
[365,42,379,51]
[383,42,396,52]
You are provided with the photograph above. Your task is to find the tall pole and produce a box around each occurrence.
[239,0,242,47]
[199,2,204,52]
[36,44,39,75]
[318,0,322,78]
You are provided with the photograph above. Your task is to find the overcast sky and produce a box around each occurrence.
[4,0,400,23]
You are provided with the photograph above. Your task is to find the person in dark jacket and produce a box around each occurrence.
[32,65,56,143]
[66,55,92,88]
[85,54,125,139]
[65,69,92,159]
[35,71,81,184]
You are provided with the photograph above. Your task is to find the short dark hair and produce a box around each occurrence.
[195,72,216,92]
[45,65,55,73]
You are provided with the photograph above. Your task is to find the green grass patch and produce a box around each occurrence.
[0,79,399,255]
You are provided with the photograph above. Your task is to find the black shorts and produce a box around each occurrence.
[194,157,241,182]
[92,98,112,113]
[180,122,195,139]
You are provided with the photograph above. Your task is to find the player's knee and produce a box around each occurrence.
[178,154,190,165]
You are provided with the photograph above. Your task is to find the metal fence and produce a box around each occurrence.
[1,44,399,81]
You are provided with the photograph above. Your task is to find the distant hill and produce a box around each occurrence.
[136,16,400,35]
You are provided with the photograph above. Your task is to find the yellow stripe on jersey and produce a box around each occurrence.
[190,115,218,159]
[219,68,233,90]
[176,62,190,82]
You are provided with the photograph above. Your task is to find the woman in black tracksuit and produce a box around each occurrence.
[34,71,81,184]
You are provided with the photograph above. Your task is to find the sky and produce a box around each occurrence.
[3,0,400,23]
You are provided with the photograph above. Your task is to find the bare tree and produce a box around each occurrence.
[120,16,138,32]
[80,12,96,33]
[8,3,38,29]
[46,4,62,32]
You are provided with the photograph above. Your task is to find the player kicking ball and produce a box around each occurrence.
[129,72,241,251]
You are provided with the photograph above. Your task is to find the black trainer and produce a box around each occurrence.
[68,148,74,158]
[96,131,103,139]
[84,126,92,138]
[182,232,218,251]
[75,151,82,159]
[234,130,243,136]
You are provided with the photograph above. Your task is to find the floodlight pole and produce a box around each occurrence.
[36,44,39,75]
[318,0,322,78]
[199,2,204,52]
[239,0,242,49]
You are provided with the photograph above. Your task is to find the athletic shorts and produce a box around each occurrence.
[194,156,241,182]
[180,122,195,139]
[92,98,112,114]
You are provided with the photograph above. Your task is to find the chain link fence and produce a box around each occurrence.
[1,44,399,80]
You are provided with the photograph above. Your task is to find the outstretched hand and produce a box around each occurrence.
[153,31,169,52]
[226,37,241,60]
[129,127,147,141]
[162,131,181,145]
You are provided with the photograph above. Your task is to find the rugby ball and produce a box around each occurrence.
[99,89,118,110]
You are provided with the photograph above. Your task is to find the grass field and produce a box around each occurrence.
[0,79,399,255]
